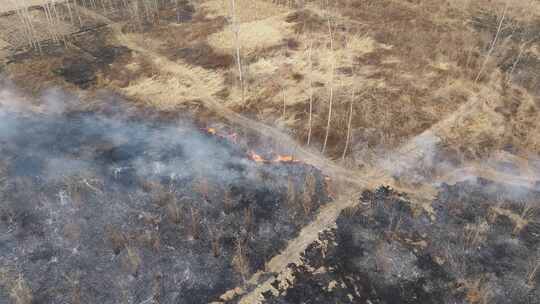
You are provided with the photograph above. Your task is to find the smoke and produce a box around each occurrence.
[379,130,449,184]
[0,77,255,183]
[378,127,540,205]
[0,78,306,303]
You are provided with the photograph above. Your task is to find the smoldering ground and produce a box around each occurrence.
[0,78,329,303]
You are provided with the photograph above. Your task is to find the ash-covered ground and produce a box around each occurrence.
[264,182,540,304]
[0,79,330,303]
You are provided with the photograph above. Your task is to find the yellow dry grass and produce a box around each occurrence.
[491,207,529,232]
[0,38,9,61]
[225,31,384,108]
[0,38,9,49]
[207,14,294,55]
[0,0,68,13]
[201,0,289,23]
[115,32,225,110]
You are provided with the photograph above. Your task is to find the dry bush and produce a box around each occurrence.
[286,176,298,211]
[166,195,182,224]
[302,170,317,215]
[105,225,127,254]
[488,206,531,235]
[145,182,174,207]
[341,204,362,218]
[464,278,492,304]
[209,225,222,257]
[223,189,234,211]
[527,252,540,287]
[188,207,201,240]
[464,220,490,248]
[193,176,210,198]
[244,206,254,233]
[63,222,82,241]
[152,272,162,304]
[232,238,250,283]
[135,228,161,252]
[122,246,142,275]
[63,272,81,304]
[65,180,84,208]
[9,275,33,304]
[520,200,539,221]
[374,241,391,273]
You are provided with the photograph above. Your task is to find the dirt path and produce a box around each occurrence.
[103,16,536,304]
[109,23,381,183]
[105,23,443,304]
[225,189,359,304]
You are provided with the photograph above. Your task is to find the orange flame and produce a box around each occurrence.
[205,127,302,165]
[273,155,298,163]
[248,150,266,163]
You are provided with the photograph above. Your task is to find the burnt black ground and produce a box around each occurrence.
[0,93,330,303]
[263,183,540,304]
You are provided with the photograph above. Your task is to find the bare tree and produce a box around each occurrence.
[230,0,245,102]
[322,18,335,154]
[12,1,41,53]
[232,238,250,284]
[306,39,314,146]
[475,3,507,83]
[342,88,355,160]
[342,36,358,160]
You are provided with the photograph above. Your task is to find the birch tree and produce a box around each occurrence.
[306,39,314,146]
[230,0,245,102]
[322,18,334,154]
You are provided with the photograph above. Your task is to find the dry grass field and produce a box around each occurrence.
[0,0,68,14]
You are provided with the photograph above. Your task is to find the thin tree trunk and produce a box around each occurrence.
[475,3,507,83]
[282,86,286,118]
[507,41,528,83]
[322,18,334,154]
[231,0,244,102]
[342,89,354,160]
[307,40,314,146]
[66,1,74,25]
